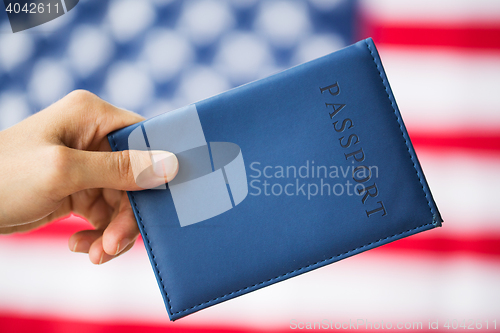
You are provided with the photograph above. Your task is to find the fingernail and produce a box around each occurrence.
[72,240,90,253]
[116,238,131,255]
[151,151,178,181]
[130,150,178,189]
[98,252,114,265]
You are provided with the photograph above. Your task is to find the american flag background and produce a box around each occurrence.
[0,0,499,332]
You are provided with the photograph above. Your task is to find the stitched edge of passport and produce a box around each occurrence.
[364,39,438,222]
[108,134,175,314]
[108,40,438,318]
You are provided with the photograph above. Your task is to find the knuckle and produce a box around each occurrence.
[64,90,102,115]
[66,89,97,104]
[116,150,134,184]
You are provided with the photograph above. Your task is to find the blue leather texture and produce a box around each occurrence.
[108,38,443,321]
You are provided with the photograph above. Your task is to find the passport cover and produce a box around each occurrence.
[108,38,443,320]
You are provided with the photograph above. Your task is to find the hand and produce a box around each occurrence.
[0,90,178,264]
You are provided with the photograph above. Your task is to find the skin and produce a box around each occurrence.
[0,90,178,265]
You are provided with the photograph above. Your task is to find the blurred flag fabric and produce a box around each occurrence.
[1,0,500,332]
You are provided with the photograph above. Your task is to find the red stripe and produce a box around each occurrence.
[0,313,275,333]
[375,231,500,258]
[0,313,451,333]
[409,131,500,153]
[358,17,500,50]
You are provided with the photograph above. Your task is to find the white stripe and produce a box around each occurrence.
[0,238,499,328]
[417,150,500,234]
[378,46,500,131]
[360,0,500,24]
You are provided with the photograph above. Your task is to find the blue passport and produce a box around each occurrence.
[108,38,442,320]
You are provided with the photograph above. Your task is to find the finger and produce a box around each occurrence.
[88,237,135,265]
[98,105,145,138]
[72,190,115,231]
[53,90,146,149]
[68,149,179,192]
[69,229,103,253]
[92,98,145,142]
[102,188,123,212]
[88,235,115,265]
[114,241,135,258]
[102,193,140,256]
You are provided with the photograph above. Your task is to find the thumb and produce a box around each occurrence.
[70,149,178,192]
